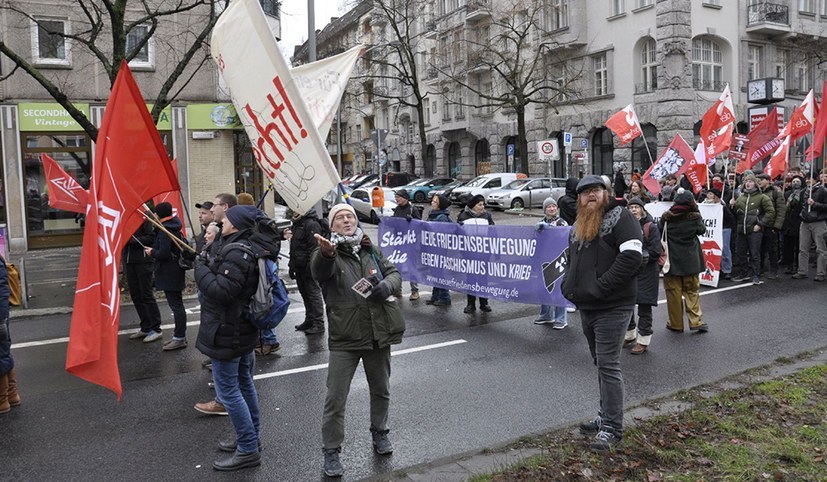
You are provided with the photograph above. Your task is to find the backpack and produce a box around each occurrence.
[221,242,290,331]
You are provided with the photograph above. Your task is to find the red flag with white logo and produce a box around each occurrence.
[686,141,707,193]
[66,62,179,399]
[151,158,187,238]
[605,104,643,146]
[41,153,88,214]
[699,84,735,157]
[806,82,826,160]
[765,135,790,180]
[779,89,815,142]
[641,134,695,196]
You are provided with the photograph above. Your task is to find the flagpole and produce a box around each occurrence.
[640,131,656,169]
[140,206,196,253]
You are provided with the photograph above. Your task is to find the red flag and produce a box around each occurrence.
[605,104,643,146]
[806,82,827,160]
[779,89,815,142]
[641,134,695,196]
[765,135,790,179]
[704,123,733,162]
[699,84,735,157]
[41,154,89,214]
[66,62,179,399]
[151,158,187,238]
[737,107,780,173]
[686,141,707,193]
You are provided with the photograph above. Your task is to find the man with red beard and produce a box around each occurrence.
[562,175,643,452]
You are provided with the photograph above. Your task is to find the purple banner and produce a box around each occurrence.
[378,218,572,306]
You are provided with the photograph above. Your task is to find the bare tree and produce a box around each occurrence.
[0,0,226,143]
[437,0,580,174]
[354,0,434,171]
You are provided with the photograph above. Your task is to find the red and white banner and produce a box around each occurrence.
[699,85,735,159]
[210,0,341,214]
[605,104,643,146]
[686,141,708,193]
[151,158,187,238]
[645,202,723,288]
[806,81,827,160]
[66,63,179,399]
[766,135,790,179]
[738,107,781,174]
[42,153,88,214]
[641,134,695,196]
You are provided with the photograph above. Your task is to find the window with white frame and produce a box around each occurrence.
[799,0,815,13]
[775,49,791,85]
[795,60,810,91]
[636,0,653,8]
[593,53,608,96]
[640,37,657,92]
[456,88,464,118]
[549,0,569,30]
[31,18,70,65]
[611,0,625,16]
[442,98,451,120]
[424,97,431,125]
[747,45,763,80]
[822,0,827,15]
[126,25,154,69]
[703,0,721,6]
[691,37,723,90]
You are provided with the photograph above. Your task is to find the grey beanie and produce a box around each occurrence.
[627,196,645,208]
[542,197,558,210]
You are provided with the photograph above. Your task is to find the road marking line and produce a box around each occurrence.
[253,339,467,381]
[657,281,753,305]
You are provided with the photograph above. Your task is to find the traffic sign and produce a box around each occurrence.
[506,144,515,156]
[580,138,588,149]
[563,132,572,147]
[537,139,559,161]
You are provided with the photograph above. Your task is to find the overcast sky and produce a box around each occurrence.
[279,0,349,64]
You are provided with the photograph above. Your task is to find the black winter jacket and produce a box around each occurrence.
[799,184,827,223]
[289,213,323,272]
[195,229,264,360]
[391,202,422,220]
[636,213,661,306]
[123,220,155,264]
[558,177,579,225]
[562,201,643,310]
[150,216,185,292]
[660,208,706,277]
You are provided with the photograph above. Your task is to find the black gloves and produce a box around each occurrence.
[367,279,393,301]
[405,215,412,222]
[181,249,197,261]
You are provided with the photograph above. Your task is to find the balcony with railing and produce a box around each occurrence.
[465,0,491,22]
[746,1,791,36]
[425,67,440,83]
[423,19,438,39]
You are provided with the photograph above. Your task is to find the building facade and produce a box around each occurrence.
[0,0,282,257]
[295,0,826,183]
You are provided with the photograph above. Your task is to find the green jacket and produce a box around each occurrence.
[759,185,786,230]
[310,241,405,351]
[734,189,775,235]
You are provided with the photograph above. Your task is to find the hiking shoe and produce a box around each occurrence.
[552,320,568,330]
[731,274,751,283]
[304,323,325,335]
[590,430,623,453]
[630,343,648,354]
[294,321,312,331]
[533,318,553,325]
[579,416,602,435]
[323,448,344,477]
[752,277,763,286]
[212,450,261,471]
[371,429,394,455]
[463,305,476,314]
[129,330,149,340]
[255,343,280,356]
[143,331,163,343]
[791,273,807,279]
[195,400,228,416]
[409,291,420,301]
[479,304,492,313]
[163,338,187,351]
[815,275,826,282]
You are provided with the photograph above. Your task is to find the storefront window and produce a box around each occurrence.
[233,131,265,201]
[21,132,91,246]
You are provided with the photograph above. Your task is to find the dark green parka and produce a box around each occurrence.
[310,238,405,351]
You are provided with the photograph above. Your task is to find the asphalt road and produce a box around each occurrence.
[3,211,827,481]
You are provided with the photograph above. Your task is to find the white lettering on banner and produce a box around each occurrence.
[96,201,121,316]
[418,232,537,257]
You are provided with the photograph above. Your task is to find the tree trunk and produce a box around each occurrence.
[416,103,428,176]
[516,103,529,175]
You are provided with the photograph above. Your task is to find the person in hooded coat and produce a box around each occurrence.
[145,202,188,350]
[558,177,579,226]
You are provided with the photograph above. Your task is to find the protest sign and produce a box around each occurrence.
[379,218,572,306]
[644,202,723,287]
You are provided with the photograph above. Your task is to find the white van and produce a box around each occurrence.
[448,173,520,206]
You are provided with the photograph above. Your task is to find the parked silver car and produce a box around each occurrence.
[345,187,396,224]
[485,178,567,210]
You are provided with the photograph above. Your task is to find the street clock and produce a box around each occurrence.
[747,77,785,104]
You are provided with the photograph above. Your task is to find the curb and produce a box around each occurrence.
[381,347,827,482]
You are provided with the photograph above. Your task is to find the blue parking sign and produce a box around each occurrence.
[580,138,589,149]
[506,144,515,156]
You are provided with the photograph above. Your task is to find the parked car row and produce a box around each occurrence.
[485,177,567,210]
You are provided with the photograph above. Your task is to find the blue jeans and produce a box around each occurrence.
[580,307,633,434]
[212,352,260,453]
[721,228,732,274]
[260,328,278,345]
[538,305,567,322]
